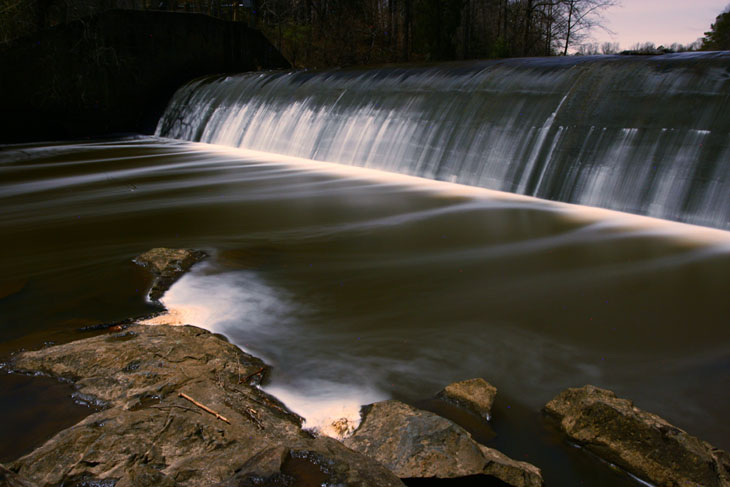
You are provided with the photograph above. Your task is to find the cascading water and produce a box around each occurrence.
[157,53,730,229]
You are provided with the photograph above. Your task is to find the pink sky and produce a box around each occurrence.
[590,1,729,49]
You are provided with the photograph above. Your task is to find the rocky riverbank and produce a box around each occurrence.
[5,323,406,487]
[2,248,728,487]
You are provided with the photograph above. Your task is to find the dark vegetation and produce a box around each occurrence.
[2,0,620,68]
[701,5,730,51]
[0,8,289,142]
[1,1,728,143]
[3,1,729,68]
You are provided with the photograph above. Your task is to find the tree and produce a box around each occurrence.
[556,0,618,56]
[600,41,618,54]
[701,5,730,50]
[575,41,599,55]
[629,41,657,54]
[412,0,465,60]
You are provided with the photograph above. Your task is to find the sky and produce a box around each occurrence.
[589,0,730,49]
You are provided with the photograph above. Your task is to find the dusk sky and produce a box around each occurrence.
[591,1,730,49]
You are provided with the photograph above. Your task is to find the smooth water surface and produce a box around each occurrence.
[1,138,729,485]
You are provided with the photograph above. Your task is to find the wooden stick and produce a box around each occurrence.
[178,392,230,424]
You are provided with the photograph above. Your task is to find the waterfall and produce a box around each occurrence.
[157,53,730,229]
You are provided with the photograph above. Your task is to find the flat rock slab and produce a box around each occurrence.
[7,324,404,487]
[436,377,497,420]
[344,400,542,487]
[133,248,207,301]
[544,385,730,487]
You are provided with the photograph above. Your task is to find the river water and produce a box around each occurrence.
[1,137,728,486]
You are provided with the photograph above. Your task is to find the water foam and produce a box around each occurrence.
[153,263,386,439]
[264,381,386,439]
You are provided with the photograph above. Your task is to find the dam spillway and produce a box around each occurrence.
[157,53,730,230]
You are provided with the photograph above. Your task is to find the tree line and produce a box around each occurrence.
[2,0,729,67]
[0,0,618,63]
[247,0,621,67]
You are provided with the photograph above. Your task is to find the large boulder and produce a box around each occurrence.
[436,377,497,420]
[7,324,404,487]
[344,400,542,487]
[544,385,730,487]
[133,247,207,300]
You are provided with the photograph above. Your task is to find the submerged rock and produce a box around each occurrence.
[8,325,404,487]
[344,400,542,487]
[544,385,730,487]
[436,377,497,420]
[133,247,207,300]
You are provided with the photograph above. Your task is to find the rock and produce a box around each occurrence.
[217,437,409,487]
[133,247,207,300]
[544,385,730,487]
[0,465,37,487]
[344,400,542,487]
[9,325,404,487]
[436,377,497,420]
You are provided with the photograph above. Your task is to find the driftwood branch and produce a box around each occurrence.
[178,392,230,424]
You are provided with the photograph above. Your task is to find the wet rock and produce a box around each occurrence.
[9,325,404,487]
[436,378,497,420]
[0,465,37,487]
[544,385,730,487]
[133,248,207,301]
[218,438,408,487]
[344,400,542,487]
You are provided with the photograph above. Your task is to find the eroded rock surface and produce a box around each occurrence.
[217,438,407,487]
[344,400,542,487]
[133,247,207,301]
[0,465,37,487]
[436,377,497,420]
[8,325,404,487]
[544,385,730,487]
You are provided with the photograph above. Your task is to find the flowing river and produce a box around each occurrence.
[1,53,729,486]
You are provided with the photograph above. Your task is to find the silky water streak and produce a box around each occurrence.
[157,53,730,229]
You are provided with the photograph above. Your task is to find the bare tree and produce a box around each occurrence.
[601,41,618,54]
[630,41,656,54]
[575,41,599,55]
[557,0,618,55]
